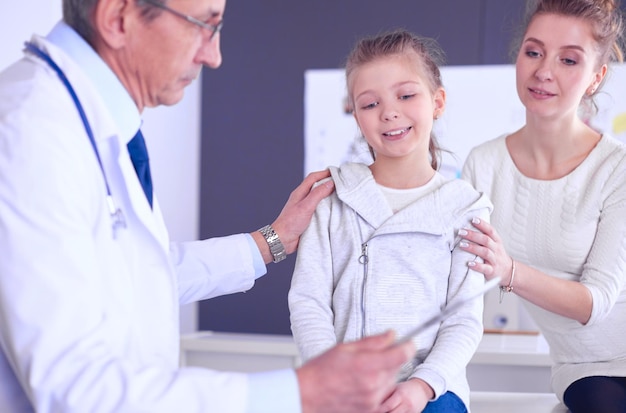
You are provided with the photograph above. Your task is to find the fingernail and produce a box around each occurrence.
[468,261,476,267]
[472,217,481,224]
[460,241,469,248]
[458,229,468,236]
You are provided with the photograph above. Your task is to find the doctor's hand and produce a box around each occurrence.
[253,169,335,264]
[296,331,415,413]
[458,217,513,285]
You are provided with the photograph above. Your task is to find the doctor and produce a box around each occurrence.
[0,0,415,412]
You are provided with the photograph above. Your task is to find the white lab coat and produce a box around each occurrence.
[0,33,265,412]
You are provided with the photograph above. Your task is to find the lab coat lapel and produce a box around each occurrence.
[117,136,170,251]
[95,131,170,252]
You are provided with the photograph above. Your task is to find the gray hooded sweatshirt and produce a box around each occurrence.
[289,162,493,408]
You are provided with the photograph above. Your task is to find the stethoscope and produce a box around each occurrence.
[24,42,127,238]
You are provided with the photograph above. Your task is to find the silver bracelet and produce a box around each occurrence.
[499,259,516,304]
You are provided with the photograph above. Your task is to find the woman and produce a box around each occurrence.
[459,0,626,411]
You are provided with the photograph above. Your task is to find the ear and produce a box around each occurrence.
[93,0,132,49]
[433,87,446,119]
[587,64,608,95]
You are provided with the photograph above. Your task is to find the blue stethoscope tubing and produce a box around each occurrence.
[24,41,126,236]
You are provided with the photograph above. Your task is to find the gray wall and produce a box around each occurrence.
[198,0,528,335]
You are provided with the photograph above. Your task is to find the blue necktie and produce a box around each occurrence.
[127,130,153,208]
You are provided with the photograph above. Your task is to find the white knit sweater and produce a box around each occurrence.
[463,134,626,402]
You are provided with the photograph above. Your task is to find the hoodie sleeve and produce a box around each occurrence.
[288,195,338,362]
[410,188,493,400]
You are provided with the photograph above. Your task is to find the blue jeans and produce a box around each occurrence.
[422,391,467,413]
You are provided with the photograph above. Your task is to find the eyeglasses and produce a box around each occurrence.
[141,0,223,41]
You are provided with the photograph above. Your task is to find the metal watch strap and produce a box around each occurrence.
[258,225,287,263]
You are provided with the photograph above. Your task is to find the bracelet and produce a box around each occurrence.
[499,259,516,304]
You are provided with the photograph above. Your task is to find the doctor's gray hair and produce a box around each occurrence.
[62,0,167,45]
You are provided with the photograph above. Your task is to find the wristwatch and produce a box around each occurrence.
[258,225,287,263]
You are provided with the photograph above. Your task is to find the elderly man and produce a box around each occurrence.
[0,0,414,412]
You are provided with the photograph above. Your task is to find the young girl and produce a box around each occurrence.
[459,0,626,412]
[289,29,492,413]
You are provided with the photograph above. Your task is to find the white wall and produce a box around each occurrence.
[0,1,200,334]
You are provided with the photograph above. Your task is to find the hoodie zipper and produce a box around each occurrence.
[358,242,369,338]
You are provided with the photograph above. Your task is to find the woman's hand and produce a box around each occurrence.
[458,217,513,286]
